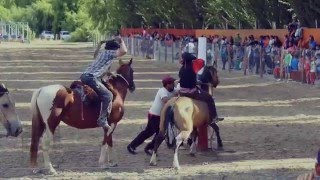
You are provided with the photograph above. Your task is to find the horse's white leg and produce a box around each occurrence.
[42,128,56,174]
[150,151,157,166]
[189,137,198,155]
[37,85,64,174]
[107,145,117,167]
[98,144,108,169]
[173,131,190,170]
[101,126,118,168]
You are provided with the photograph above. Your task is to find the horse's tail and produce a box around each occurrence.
[30,88,45,167]
[164,105,175,134]
[163,105,177,148]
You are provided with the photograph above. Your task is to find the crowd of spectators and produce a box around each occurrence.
[125,24,320,85]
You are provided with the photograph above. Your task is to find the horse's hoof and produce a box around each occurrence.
[32,168,41,174]
[49,169,57,175]
[217,146,224,151]
[189,153,196,157]
[100,164,109,169]
[42,168,57,175]
[109,162,118,167]
[174,165,181,171]
[149,162,157,166]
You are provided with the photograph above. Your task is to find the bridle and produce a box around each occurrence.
[0,91,12,137]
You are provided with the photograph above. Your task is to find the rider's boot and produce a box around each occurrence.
[97,102,111,131]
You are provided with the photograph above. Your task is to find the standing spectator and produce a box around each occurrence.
[274,36,283,48]
[283,50,293,80]
[315,51,320,79]
[206,48,214,66]
[310,57,317,84]
[220,38,228,70]
[284,35,290,49]
[234,33,242,46]
[309,35,317,50]
[305,56,311,84]
[184,38,196,56]
[252,43,261,74]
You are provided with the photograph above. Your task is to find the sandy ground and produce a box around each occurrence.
[0,41,319,179]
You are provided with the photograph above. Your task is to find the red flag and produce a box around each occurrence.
[193,58,205,73]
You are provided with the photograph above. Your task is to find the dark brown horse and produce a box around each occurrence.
[30,59,135,174]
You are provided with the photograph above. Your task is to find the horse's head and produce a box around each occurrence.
[116,58,135,92]
[201,66,220,88]
[0,84,22,137]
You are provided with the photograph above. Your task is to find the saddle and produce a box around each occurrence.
[70,80,117,106]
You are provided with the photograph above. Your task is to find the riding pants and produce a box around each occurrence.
[80,73,113,127]
[128,113,160,150]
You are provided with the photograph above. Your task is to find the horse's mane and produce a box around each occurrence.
[198,66,216,83]
[0,84,8,96]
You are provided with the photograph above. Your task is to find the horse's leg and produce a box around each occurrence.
[149,132,165,166]
[101,124,118,168]
[189,129,198,155]
[99,134,108,168]
[30,89,45,172]
[38,106,62,174]
[210,123,223,150]
[173,131,191,170]
[106,122,116,137]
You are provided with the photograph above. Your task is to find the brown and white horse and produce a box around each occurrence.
[0,83,23,137]
[150,66,222,170]
[29,59,135,174]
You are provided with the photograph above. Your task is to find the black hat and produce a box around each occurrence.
[182,52,196,64]
[105,40,120,50]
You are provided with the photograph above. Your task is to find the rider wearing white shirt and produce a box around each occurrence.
[127,76,177,155]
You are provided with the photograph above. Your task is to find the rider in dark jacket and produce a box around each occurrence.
[179,52,222,125]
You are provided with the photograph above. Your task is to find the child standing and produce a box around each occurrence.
[283,50,293,81]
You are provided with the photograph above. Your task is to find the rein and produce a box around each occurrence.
[114,74,129,86]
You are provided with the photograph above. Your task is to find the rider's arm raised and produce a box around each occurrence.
[94,41,105,59]
[116,38,127,57]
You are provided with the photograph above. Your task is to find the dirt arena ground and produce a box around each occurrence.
[0,41,319,179]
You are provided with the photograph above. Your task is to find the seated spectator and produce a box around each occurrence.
[297,149,320,180]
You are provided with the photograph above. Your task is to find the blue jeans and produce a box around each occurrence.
[80,73,113,127]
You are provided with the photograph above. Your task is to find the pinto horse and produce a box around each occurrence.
[0,83,23,137]
[150,66,223,170]
[30,59,135,174]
